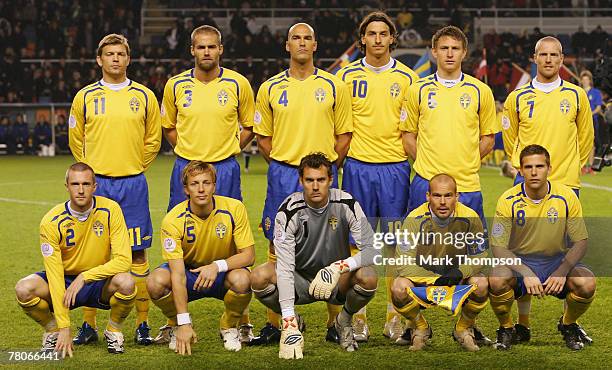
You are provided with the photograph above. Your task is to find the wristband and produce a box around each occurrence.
[214,259,228,272]
[177,312,191,326]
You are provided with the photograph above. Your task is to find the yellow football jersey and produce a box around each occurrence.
[400,73,498,192]
[39,196,132,328]
[69,80,161,177]
[396,202,487,280]
[502,81,594,189]
[338,59,418,163]
[253,68,352,165]
[491,181,588,256]
[161,196,255,266]
[161,68,255,162]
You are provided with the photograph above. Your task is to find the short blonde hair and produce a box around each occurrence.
[191,25,222,45]
[182,161,217,185]
[97,34,130,56]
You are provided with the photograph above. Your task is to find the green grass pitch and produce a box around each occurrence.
[0,155,611,369]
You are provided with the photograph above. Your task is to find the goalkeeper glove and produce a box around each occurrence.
[309,260,350,300]
[279,316,304,360]
[434,268,463,286]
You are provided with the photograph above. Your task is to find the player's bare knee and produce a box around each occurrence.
[227,269,251,293]
[146,269,170,299]
[354,266,377,290]
[390,278,411,306]
[250,263,274,290]
[488,267,513,293]
[113,272,135,295]
[470,276,489,299]
[569,276,596,298]
[15,277,37,302]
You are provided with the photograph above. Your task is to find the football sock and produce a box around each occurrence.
[393,298,420,322]
[385,276,399,322]
[18,297,57,332]
[326,304,342,327]
[107,290,137,332]
[456,298,488,331]
[517,295,531,327]
[353,306,367,323]
[563,292,594,325]
[339,285,376,327]
[82,306,97,328]
[220,289,252,329]
[252,284,281,327]
[414,312,429,330]
[489,290,515,328]
[131,261,150,325]
[239,307,250,326]
[152,291,177,326]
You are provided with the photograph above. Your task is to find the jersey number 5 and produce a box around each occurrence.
[186,225,196,243]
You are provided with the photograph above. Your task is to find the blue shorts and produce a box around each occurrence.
[262,160,338,240]
[95,173,152,251]
[342,157,410,232]
[408,173,487,230]
[168,156,242,211]
[493,132,504,150]
[514,254,588,299]
[35,271,110,310]
[158,262,228,301]
[513,174,580,197]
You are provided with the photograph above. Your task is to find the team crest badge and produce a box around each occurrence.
[547,207,559,224]
[93,220,104,237]
[389,83,400,98]
[328,216,338,230]
[430,287,448,304]
[265,217,271,231]
[559,99,571,114]
[314,88,326,103]
[459,93,471,109]
[218,89,229,106]
[215,223,227,239]
[129,97,140,113]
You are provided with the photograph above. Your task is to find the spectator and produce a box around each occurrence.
[55,114,68,153]
[33,119,52,156]
[14,114,30,153]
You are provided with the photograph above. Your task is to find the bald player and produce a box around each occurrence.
[337,11,418,342]
[502,36,594,341]
[251,22,353,345]
[160,24,255,343]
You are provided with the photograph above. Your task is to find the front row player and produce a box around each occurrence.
[147,161,255,355]
[15,163,136,356]
[489,144,596,350]
[391,174,490,352]
[251,153,379,359]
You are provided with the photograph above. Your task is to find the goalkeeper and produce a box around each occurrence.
[251,153,378,358]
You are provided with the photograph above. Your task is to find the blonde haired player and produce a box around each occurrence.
[68,34,161,346]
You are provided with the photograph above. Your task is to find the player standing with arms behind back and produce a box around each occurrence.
[68,34,161,346]
[337,11,418,342]
[250,23,353,345]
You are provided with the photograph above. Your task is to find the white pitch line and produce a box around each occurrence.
[0,197,56,206]
[582,182,612,193]
[0,180,56,186]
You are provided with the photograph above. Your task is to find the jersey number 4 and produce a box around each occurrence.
[278,90,289,107]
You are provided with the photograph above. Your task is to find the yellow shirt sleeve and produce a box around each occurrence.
[491,195,513,249]
[238,77,255,128]
[68,90,86,162]
[459,216,489,277]
[254,81,273,136]
[502,94,520,162]
[576,89,595,167]
[566,190,588,242]
[395,216,439,279]
[479,85,498,135]
[40,220,70,328]
[161,214,185,261]
[333,79,353,135]
[161,79,178,129]
[399,83,419,133]
[232,202,255,249]
[143,90,162,170]
[81,203,131,281]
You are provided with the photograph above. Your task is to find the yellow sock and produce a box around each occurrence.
[414,312,428,330]
[385,276,399,322]
[326,304,342,327]
[240,308,250,325]
[518,314,530,327]
[82,307,97,328]
[152,291,178,326]
[107,290,137,332]
[563,292,594,325]
[489,290,515,328]
[131,261,150,325]
[517,294,531,327]
[456,299,488,331]
[393,299,420,322]
[267,308,281,328]
[353,307,367,323]
[220,290,252,329]
[17,297,57,332]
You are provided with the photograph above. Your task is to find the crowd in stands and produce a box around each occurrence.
[0,0,610,154]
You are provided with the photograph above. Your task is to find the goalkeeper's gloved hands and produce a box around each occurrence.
[308,260,350,300]
[279,316,304,360]
[434,268,463,286]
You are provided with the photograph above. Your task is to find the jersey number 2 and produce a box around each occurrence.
[66,229,75,247]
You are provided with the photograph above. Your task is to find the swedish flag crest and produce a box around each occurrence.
[560,99,570,114]
[459,93,471,109]
[407,284,476,316]
[314,88,326,103]
[390,83,400,98]
[328,216,338,230]
[215,223,227,239]
[547,207,559,224]
[218,89,229,106]
[129,97,140,113]
[93,220,104,237]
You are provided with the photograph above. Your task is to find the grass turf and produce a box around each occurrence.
[0,154,611,369]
